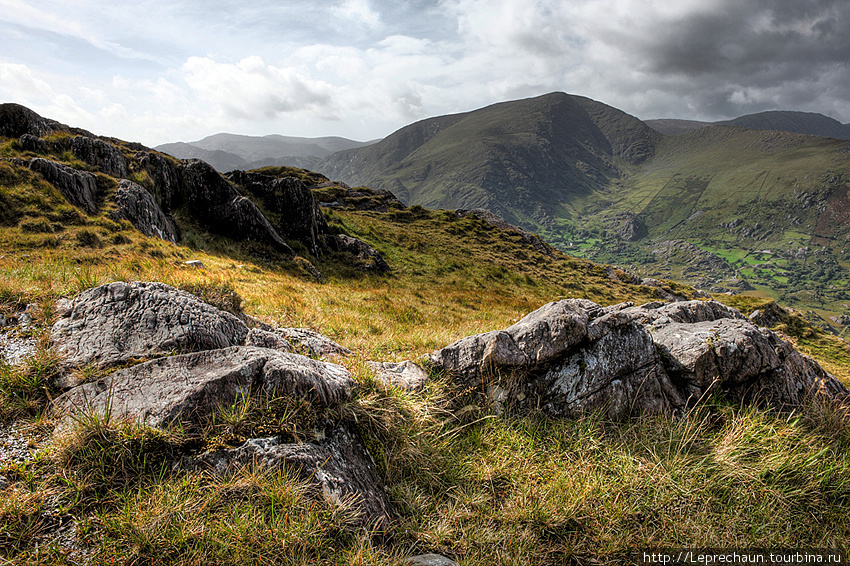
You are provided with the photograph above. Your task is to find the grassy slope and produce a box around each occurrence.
[1,144,850,564]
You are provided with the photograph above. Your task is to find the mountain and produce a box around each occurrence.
[156,133,377,172]
[319,92,662,229]
[647,111,850,140]
[318,93,850,332]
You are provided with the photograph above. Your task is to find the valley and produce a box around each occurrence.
[316,93,850,335]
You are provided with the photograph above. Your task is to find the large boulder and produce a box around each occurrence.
[427,299,848,417]
[227,171,330,256]
[257,327,352,359]
[112,180,180,242]
[181,160,293,253]
[52,346,354,429]
[51,282,248,368]
[192,426,391,529]
[28,158,99,215]
[428,298,595,385]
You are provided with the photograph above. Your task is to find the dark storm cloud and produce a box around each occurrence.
[624,0,850,118]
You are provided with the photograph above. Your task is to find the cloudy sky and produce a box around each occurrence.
[1,0,848,146]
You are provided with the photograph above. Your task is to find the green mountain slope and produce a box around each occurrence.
[320,95,850,332]
[578,126,850,332]
[319,92,661,229]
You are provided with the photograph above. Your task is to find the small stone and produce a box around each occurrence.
[367,360,429,390]
[404,554,459,566]
[184,260,205,268]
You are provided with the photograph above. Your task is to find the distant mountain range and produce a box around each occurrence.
[646,111,850,139]
[155,133,377,172]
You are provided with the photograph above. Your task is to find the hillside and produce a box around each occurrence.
[2,104,850,565]
[319,92,661,230]
[647,111,850,140]
[157,133,376,172]
[319,95,850,333]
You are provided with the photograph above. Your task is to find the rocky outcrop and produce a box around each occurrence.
[426,299,848,418]
[404,555,459,566]
[112,180,180,242]
[17,133,47,154]
[27,157,99,215]
[69,136,129,178]
[51,281,248,368]
[181,160,293,253]
[0,103,64,138]
[52,346,354,429]
[134,151,183,212]
[227,171,330,256]
[748,302,787,328]
[367,360,430,390]
[605,212,648,242]
[48,280,382,531]
[330,234,390,272]
[192,426,392,529]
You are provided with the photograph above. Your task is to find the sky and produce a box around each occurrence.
[1,0,848,147]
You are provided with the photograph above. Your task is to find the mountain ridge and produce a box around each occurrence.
[156,132,377,173]
[646,110,850,140]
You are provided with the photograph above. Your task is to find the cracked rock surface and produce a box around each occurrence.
[426,299,848,418]
[191,426,391,529]
[52,346,354,429]
[50,281,249,368]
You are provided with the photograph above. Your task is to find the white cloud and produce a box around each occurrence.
[332,0,381,28]
[181,56,337,121]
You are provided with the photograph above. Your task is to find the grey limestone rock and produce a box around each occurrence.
[17,133,47,153]
[50,281,248,368]
[273,327,351,359]
[28,158,99,215]
[245,327,294,352]
[192,426,391,529]
[52,346,354,429]
[367,360,429,390]
[404,554,459,566]
[427,299,848,418]
[135,151,182,212]
[428,298,593,385]
[112,180,180,243]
